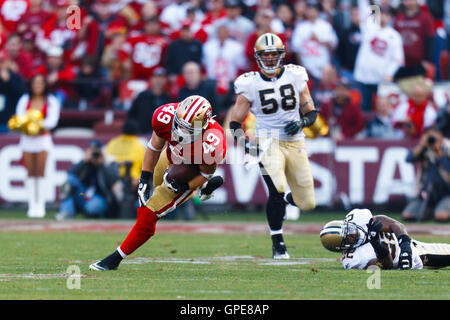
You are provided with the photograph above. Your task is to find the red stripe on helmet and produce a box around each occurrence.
[187,98,206,123]
[182,97,201,121]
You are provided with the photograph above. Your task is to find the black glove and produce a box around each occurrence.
[163,170,189,194]
[284,120,304,136]
[137,171,153,207]
[367,218,389,259]
[398,234,413,270]
[367,218,383,243]
[244,139,261,156]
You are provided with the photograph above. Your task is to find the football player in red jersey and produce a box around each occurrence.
[90,95,227,271]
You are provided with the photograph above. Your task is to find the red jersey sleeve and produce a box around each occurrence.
[151,103,177,140]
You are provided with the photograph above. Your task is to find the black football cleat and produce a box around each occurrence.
[272,242,290,260]
[89,251,122,271]
[89,260,118,271]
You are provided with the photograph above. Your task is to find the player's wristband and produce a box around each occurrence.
[302,110,319,127]
[140,171,153,182]
[370,241,390,259]
[147,139,163,152]
[229,121,244,141]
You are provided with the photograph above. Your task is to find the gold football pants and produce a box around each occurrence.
[412,239,450,268]
[259,138,315,211]
[145,149,194,218]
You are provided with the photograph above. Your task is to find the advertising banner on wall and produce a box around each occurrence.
[0,135,417,207]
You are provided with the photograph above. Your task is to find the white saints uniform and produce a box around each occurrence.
[341,209,423,270]
[234,64,308,141]
[233,63,315,211]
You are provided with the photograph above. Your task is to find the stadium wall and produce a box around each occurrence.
[0,136,417,207]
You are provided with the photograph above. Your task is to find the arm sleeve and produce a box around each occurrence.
[384,33,405,77]
[42,95,61,130]
[357,0,371,34]
[291,65,309,93]
[233,74,254,103]
[15,94,28,116]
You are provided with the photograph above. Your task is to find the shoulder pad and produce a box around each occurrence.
[235,71,257,85]
[285,64,308,77]
[234,72,257,95]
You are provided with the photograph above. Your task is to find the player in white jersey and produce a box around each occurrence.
[230,32,317,259]
[320,208,450,270]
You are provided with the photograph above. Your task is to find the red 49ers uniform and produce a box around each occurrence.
[151,103,227,166]
[144,102,226,218]
[120,34,168,79]
[94,100,227,262]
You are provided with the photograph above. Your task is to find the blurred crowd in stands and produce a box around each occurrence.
[0,0,449,141]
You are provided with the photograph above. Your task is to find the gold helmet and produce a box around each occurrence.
[254,33,285,74]
[320,220,366,252]
[320,220,346,252]
[172,95,213,144]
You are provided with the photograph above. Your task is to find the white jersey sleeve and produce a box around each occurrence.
[233,71,258,103]
[345,208,373,230]
[342,243,377,269]
[43,95,61,130]
[15,94,29,117]
[284,64,309,93]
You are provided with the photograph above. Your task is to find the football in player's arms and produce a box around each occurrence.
[320,209,450,270]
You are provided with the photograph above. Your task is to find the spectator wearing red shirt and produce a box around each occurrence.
[16,0,51,41]
[129,0,171,37]
[392,82,437,138]
[394,0,436,80]
[35,0,77,56]
[313,64,338,107]
[120,16,168,80]
[101,25,130,81]
[0,0,29,34]
[89,0,128,60]
[320,80,365,140]
[200,0,227,41]
[0,25,6,49]
[4,32,33,79]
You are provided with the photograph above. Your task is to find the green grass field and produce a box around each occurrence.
[0,210,449,300]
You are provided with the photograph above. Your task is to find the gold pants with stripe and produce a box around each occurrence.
[259,138,315,211]
[413,240,450,256]
[145,149,194,218]
[412,239,450,269]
